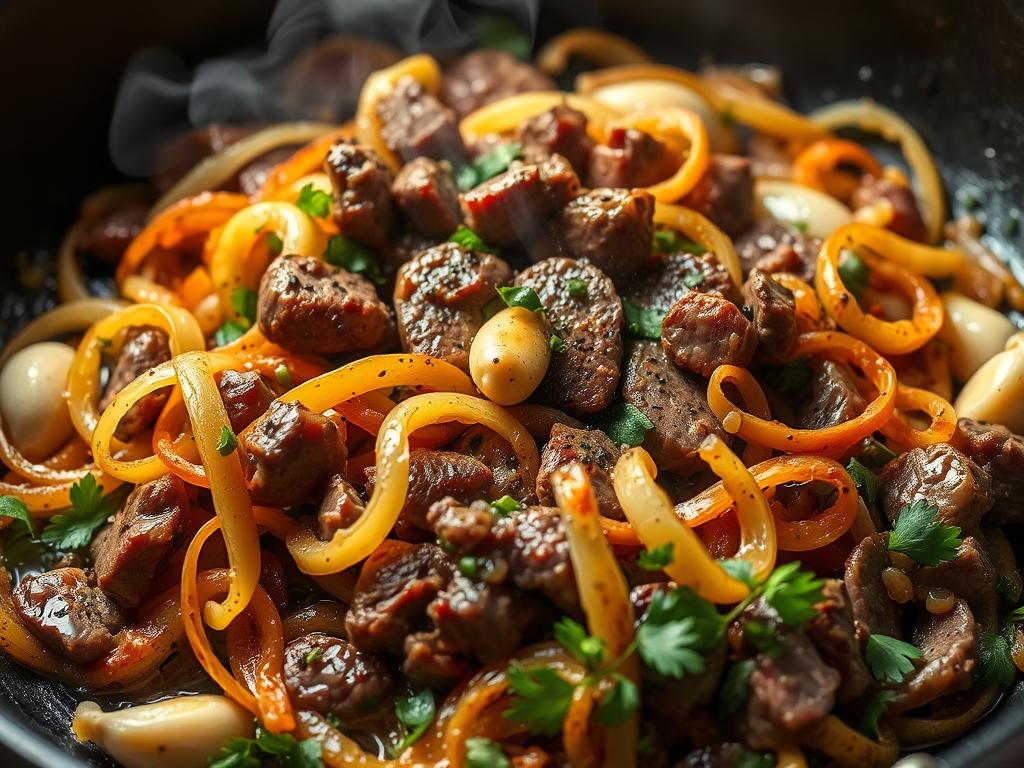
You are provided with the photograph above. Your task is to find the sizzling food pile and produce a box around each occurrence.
[2,26,1024,768]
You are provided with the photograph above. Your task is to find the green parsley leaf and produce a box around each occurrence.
[497,285,544,312]
[567,277,588,297]
[858,437,899,468]
[683,269,706,288]
[209,736,261,768]
[40,475,112,550]
[0,496,35,536]
[553,617,606,671]
[449,225,497,254]
[504,662,575,735]
[291,739,324,768]
[997,576,1022,605]
[865,633,922,683]
[477,16,532,60]
[458,555,479,578]
[296,183,333,218]
[846,457,879,506]
[256,727,297,756]
[792,221,810,234]
[1007,603,1024,624]
[887,499,962,566]
[465,737,510,768]
[744,619,784,657]
[215,726,323,768]
[717,659,755,717]
[859,690,896,740]
[458,143,524,191]
[622,299,664,340]
[719,558,757,588]
[490,495,523,516]
[736,752,775,768]
[594,402,654,447]
[646,587,726,650]
[761,561,826,627]
[549,334,567,353]
[759,359,811,396]
[596,673,639,726]
[976,631,1016,689]
[638,617,706,678]
[275,364,293,389]
[636,542,675,571]
[304,647,323,666]
[231,285,258,327]
[395,688,436,752]
[214,320,249,347]
[265,231,284,256]
[323,236,385,285]
[838,250,870,299]
[653,229,707,255]
[216,425,238,457]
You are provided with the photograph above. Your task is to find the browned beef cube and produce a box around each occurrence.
[100,326,171,441]
[393,243,512,373]
[78,201,148,264]
[243,400,346,508]
[440,50,555,119]
[283,633,394,720]
[852,174,928,243]
[390,156,461,239]
[844,534,900,638]
[742,268,797,363]
[804,579,872,703]
[661,291,758,378]
[515,258,623,414]
[680,154,755,238]
[215,370,275,433]
[324,141,394,246]
[515,104,594,174]
[402,630,474,690]
[91,474,188,608]
[13,568,125,663]
[237,145,301,197]
[153,124,251,195]
[257,255,393,355]
[913,536,997,621]
[555,188,655,281]
[627,251,735,313]
[535,424,622,518]
[451,426,532,502]
[951,418,1024,523]
[376,76,466,165]
[317,474,365,541]
[735,221,822,283]
[587,127,679,188]
[796,360,866,430]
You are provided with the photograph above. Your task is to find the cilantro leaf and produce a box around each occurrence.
[554,617,606,671]
[717,659,755,718]
[720,558,757,588]
[216,425,238,457]
[1008,603,1024,625]
[231,286,258,327]
[265,231,284,256]
[458,555,479,578]
[291,739,324,768]
[274,364,293,389]
[839,250,870,299]
[976,631,1016,689]
[759,359,811,396]
[846,457,879,506]
[865,633,922,683]
[792,221,810,234]
[212,726,324,768]
[636,542,674,571]
[997,576,1022,605]
[637,617,705,678]
[0,496,35,536]
[490,495,523,516]
[395,688,435,752]
[549,333,567,353]
[496,285,544,312]
[653,229,707,255]
[323,236,385,285]
[457,143,524,191]
[744,619,784,657]
[214,320,249,347]
[761,561,825,627]
[449,225,497,254]
[465,737,510,768]
[645,587,726,650]
[210,736,261,768]
[887,499,962,566]
[504,662,575,735]
[596,673,639,726]
[40,475,112,550]
[622,299,665,340]
[594,402,654,447]
[296,183,332,218]
[859,690,896,740]
[736,752,775,768]
[567,277,588,297]
[683,269,706,288]
[477,16,532,60]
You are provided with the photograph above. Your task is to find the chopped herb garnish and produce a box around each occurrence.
[859,437,899,468]
[622,299,665,340]
[846,457,879,506]
[231,285,258,327]
[554,617,606,671]
[865,633,922,683]
[0,496,35,536]
[736,751,775,768]
[717,658,755,717]
[458,555,479,578]
[210,726,324,768]
[274,364,293,389]
[594,402,654,447]
[265,231,284,256]
[216,425,239,457]
[549,333,567,353]
[596,673,639,727]
[744,619,785,657]
[214,320,249,347]
[683,269,706,288]
[295,183,332,218]
[859,690,897,740]
[838,250,870,299]
[720,558,757,588]
[449,225,497,254]
[761,561,826,627]
[496,285,544,312]
[40,475,112,550]
[323,236,385,285]
[792,221,810,234]
[490,495,523,517]
[636,542,675,571]
[457,143,524,191]
[887,499,962,566]
[653,229,707,255]
[465,737,510,768]
[998,576,1022,605]
[304,647,323,666]
[504,662,576,735]
[976,631,1016,688]
[567,277,588,297]
[394,688,436,752]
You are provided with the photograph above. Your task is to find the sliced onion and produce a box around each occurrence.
[0,299,126,367]
[754,178,853,239]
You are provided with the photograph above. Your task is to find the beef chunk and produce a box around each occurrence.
[890,599,978,712]
[393,243,512,373]
[515,105,594,174]
[735,221,821,283]
[852,175,928,243]
[805,579,872,703]
[796,359,866,430]
[100,326,171,441]
[879,443,993,530]
[452,426,531,501]
[845,534,900,638]
[78,201,148,264]
[515,258,623,414]
[587,127,678,188]
[440,50,555,119]
[402,630,474,689]
[364,449,493,536]
[913,536,997,622]
[237,145,301,197]
[680,154,756,238]
[13,568,125,663]
[243,400,346,508]
[647,643,726,736]
[317,474,365,540]
[460,155,579,246]
[324,141,394,246]
[661,291,758,378]
[153,124,251,195]
[536,424,622,519]
[742,268,797,363]
[215,370,275,433]
[555,188,655,281]
[390,156,461,239]
[623,341,730,475]
[257,255,393,355]
[376,76,466,165]
[91,474,187,608]
[627,251,735,313]
[284,633,394,720]
[951,418,1024,523]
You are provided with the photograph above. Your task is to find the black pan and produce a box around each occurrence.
[0,0,1023,765]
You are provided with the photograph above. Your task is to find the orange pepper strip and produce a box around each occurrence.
[706,334,897,455]
[773,272,830,333]
[792,138,882,193]
[610,107,709,202]
[179,266,215,309]
[878,383,957,450]
[334,392,466,448]
[710,365,774,465]
[256,125,353,201]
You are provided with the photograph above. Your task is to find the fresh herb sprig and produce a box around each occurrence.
[887,499,962,566]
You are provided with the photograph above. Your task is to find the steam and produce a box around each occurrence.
[108,0,544,176]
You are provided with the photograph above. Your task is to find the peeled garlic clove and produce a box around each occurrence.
[72,695,254,768]
[939,291,1016,382]
[0,341,75,461]
[954,344,1024,434]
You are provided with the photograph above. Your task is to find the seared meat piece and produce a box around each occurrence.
[680,154,756,238]
[845,534,901,638]
[390,156,461,238]
[153,124,251,194]
[452,426,532,502]
[283,633,394,720]
[627,251,735,313]
[878,443,993,530]
[796,359,866,430]
[13,568,125,663]
[555,188,655,281]
[647,643,726,737]
[852,175,928,243]
[100,326,171,441]
[890,599,978,712]
[317,474,365,540]
[78,201,148,264]
[804,579,872,703]
[402,630,474,690]
[237,145,300,197]
[365,449,493,536]
[514,258,623,414]
[536,424,622,519]
[913,536,997,622]
[460,155,579,246]
[376,76,466,165]
[258,550,289,611]
[243,400,346,508]
[661,291,758,378]
[393,243,512,373]
[440,50,555,118]
[91,474,188,608]
[951,418,1024,523]
[735,221,822,282]
[587,127,678,188]
[215,370,275,433]
[622,341,730,475]
[515,104,594,174]
[742,268,797,363]
[257,255,393,355]
[324,141,395,246]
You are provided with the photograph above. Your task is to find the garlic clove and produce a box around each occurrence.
[939,291,1016,382]
[954,343,1024,433]
[0,341,75,461]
